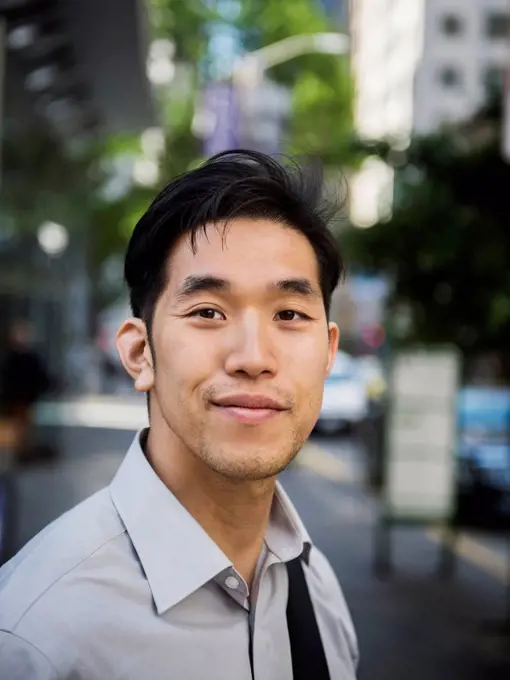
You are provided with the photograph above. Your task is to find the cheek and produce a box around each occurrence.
[306,376,328,411]
[287,332,330,379]
[292,358,329,413]
[153,328,215,396]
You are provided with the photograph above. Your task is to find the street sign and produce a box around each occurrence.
[384,347,461,520]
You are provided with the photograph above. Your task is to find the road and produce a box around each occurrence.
[4,398,510,680]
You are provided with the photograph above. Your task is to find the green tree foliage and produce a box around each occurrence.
[147,0,214,61]
[343,107,510,354]
[2,0,357,311]
[146,0,358,197]
[0,124,156,311]
[236,0,355,165]
[110,0,358,289]
[1,126,100,233]
[147,0,215,179]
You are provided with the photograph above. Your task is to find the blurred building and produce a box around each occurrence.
[349,0,423,144]
[350,0,510,141]
[0,0,157,389]
[1,0,156,146]
[416,0,510,134]
[348,0,510,231]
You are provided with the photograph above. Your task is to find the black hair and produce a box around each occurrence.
[125,149,345,328]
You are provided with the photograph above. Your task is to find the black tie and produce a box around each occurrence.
[286,556,331,680]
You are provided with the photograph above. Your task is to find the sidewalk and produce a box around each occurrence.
[6,398,510,679]
[290,467,510,680]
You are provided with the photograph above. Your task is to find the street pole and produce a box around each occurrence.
[231,32,350,154]
[195,32,350,157]
[232,32,350,88]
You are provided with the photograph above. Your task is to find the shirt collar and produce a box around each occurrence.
[266,482,312,564]
[110,430,312,615]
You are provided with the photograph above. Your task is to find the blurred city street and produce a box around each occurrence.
[5,396,507,680]
[1,0,510,677]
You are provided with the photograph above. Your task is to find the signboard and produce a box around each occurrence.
[350,274,389,328]
[384,348,460,520]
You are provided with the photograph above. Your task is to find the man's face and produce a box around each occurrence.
[124,218,338,481]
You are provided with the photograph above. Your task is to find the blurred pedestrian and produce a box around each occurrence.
[0,151,358,679]
[0,321,51,461]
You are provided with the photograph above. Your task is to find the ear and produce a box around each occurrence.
[115,318,154,393]
[326,322,340,377]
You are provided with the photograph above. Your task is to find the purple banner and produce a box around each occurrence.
[202,82,240,156]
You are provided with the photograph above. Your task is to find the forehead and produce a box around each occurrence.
[166,218,321,291]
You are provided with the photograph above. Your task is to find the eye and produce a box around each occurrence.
[275,310,310,322]
[190,308,225,320]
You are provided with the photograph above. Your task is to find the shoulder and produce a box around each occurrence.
[0,487,126,632]
[306,544,348,598]
[305,546,359,668]
[0,630,58,680]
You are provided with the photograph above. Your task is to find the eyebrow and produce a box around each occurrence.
[271,278,321,299]
[175,275,320,302]
[175,275,230,302]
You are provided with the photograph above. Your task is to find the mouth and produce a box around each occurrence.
[210,394,289,425]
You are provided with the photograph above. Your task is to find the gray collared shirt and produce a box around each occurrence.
[0,432,358,679]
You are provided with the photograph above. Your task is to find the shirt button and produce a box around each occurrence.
[225,575,240,590]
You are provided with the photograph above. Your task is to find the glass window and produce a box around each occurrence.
[486,12,510,39]
[438,67,462,89]
[441,14,464,36]
[484,65,504,99]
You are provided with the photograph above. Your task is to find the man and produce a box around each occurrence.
[0,150,358,679]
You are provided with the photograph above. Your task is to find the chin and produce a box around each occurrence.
[201,446,297,482]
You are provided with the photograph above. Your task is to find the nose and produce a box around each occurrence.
[224,313,278,379]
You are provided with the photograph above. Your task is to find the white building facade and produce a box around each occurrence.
[350,0,425,143]
[348,0,510,227]
[350,0,510,140]
[415,0,510,134]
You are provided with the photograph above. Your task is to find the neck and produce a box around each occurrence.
[146,421,276,586]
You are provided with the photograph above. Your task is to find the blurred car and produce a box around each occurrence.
[456,387,510,529]
[457,440,510,529]
[315,351,369,434]
[356,355,387,403]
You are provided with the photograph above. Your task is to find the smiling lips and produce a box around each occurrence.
[211,394,288,425]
